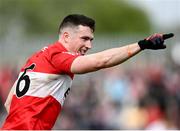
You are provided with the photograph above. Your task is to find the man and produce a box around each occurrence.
[1,14,174,129]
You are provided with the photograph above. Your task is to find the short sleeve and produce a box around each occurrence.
[51,52,79,74]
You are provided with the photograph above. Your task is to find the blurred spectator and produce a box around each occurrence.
[139,64,178,129]
[103,67,131,106]
[0,64,18,127]
[0,64,18,103]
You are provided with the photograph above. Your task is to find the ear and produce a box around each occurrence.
[63,32,69,43]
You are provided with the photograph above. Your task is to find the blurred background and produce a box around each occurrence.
[0,0,180,129]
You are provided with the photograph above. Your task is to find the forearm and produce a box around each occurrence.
[94,43,141,68]
[4,85,15,113]
[96,33,174,67]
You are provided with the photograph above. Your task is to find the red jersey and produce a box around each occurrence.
[2,41,79,130]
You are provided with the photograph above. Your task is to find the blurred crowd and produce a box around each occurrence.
[0,62,180,129]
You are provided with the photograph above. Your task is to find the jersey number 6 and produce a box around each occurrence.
[16,64,35,98]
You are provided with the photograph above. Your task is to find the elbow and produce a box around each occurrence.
[94,56,111,70]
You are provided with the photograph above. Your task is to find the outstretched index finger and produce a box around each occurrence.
[163,33,174,40]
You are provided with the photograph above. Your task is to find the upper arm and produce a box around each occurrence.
[71,54,102,74]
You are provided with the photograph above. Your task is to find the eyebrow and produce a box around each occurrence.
[80,36,94,41]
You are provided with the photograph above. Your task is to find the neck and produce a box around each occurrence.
[58,39,72,52]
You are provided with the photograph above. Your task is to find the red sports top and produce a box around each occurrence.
[2,41,80,130]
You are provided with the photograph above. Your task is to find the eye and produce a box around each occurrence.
[82,37,89,41]
[81,36,93,41]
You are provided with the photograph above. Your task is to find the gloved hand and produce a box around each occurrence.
[138,33,174,50]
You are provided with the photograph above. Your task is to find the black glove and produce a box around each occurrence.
[138,33,174,50]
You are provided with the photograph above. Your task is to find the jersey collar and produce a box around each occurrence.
[54,41,68,52]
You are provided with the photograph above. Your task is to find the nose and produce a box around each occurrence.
[86,41,92,49]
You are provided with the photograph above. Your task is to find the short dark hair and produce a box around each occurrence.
[58,14,95,34]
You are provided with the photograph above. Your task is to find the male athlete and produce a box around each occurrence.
[1,14,174,129]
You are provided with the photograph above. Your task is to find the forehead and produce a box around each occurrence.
[76,25,94,37]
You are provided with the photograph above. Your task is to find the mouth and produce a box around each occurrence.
[78,49,87,56]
